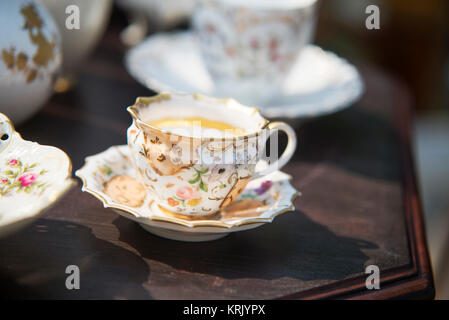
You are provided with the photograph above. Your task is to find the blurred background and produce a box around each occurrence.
[315,0,449,299]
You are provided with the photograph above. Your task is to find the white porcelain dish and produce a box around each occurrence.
[0,113,75,238]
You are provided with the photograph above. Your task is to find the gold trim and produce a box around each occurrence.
[126,92,270,143]
[157,205,220,221]
[75,146,299,229]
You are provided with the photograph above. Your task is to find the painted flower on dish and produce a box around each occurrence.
[240,180,273,199]
[0,159,47,196]
[98,164,113,176]
[255,181,273,195]
[18,173,38,187]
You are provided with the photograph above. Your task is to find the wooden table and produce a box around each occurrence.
[0,23,434,300]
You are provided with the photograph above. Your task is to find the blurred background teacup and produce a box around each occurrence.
[192,0,318,106]
[40,0,113,92]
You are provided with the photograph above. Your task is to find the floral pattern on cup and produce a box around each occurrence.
[188,167,209,192]
[129,125,257,216]
[0,159,48,196]
[193,0,317,103]
[169,186,203,208]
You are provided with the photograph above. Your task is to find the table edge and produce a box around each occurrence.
[278,76,435,300]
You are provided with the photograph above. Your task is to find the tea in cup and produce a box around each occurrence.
[127,92,297,219]
[192,0,318,105]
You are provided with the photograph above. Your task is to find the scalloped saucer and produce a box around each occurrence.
[0,113,75,238]
[125,31,364,119]
[75,145,299,242]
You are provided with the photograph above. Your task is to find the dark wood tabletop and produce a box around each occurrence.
[0,21,434,300]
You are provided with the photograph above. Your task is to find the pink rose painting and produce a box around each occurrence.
[176,186,201,201]
[171,186,203,208]
[1,160,47,196]
[18,173,38,187]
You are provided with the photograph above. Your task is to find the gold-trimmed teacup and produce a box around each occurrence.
[127,92,297,218]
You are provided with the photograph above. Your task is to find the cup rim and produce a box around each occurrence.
[127,92,270,142]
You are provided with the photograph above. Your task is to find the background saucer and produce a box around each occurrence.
[125,31,365,119]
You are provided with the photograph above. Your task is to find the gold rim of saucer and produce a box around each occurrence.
[157,205,220,221]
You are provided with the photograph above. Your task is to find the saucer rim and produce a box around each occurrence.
[75,145,299,230]
[125,31,365,119]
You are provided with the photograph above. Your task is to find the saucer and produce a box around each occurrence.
[75,145,299,242]
[0,114,76,238]
[125,31,364,119]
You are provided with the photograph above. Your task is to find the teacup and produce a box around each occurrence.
[192,0,318,105]
[127,92,297,219]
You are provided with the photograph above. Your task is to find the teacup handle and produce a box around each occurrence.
[253,122,297,179]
